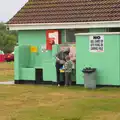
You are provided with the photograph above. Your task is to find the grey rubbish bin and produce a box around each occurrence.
[82,68,96,89]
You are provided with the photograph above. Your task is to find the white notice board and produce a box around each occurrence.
[89,35,104,52]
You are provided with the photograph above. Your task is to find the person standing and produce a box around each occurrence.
[55,47,70,86]
[64,55,73,86]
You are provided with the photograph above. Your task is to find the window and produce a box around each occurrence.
[65,29,89,42]
[106,28,120,32]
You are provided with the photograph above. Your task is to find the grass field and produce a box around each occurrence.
[1,62,120,120]
[0,62,14,81]
[1,85,120,120]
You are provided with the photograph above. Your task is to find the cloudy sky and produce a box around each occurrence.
[0,0,28,22]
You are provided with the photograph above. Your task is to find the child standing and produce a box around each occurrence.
[64,55,73,86]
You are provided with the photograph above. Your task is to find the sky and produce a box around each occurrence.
[0,0,28,22]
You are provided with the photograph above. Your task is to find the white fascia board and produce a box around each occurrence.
[75,32,120,36]
[8,21,120,31]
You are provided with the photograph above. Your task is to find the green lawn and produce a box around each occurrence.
[0,85,120,120]
[0,62,14,81]
[1,62,120,120]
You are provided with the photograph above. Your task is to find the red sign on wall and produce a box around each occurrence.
[46,30,61,50]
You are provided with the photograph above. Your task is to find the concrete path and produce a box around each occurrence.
[0,81,14,85]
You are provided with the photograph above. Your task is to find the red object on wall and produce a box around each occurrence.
[46,30,61,50]
[0,55,5,62]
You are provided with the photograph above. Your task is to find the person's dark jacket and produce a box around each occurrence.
[55,50,70,70]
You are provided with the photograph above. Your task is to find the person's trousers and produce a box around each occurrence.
[56,70,65,85]
[65,72,72,86]
[56,63,65,85]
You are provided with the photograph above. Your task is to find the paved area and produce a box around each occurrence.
[0,81,14,85]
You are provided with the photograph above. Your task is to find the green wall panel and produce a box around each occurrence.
[18,30,46,45]
[19,45,31,68]
[20,68,35,80]
[18,30,65,46]
[18,30,46,68]
[43,62,56,82]
[89,28,106,33]
[14,46,20,80]
[14,45,31,80]
[17,30,65,81]
[76,34,120,85]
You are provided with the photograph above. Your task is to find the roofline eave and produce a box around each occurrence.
[7,21,120,30]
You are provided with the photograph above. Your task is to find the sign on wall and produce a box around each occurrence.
[89,35,104,52]
[30,46,38,53]
[46,30,61,50]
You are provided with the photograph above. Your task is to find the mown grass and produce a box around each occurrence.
[1,62,120,120]
[0,85,120,120]
[0,62,14,81]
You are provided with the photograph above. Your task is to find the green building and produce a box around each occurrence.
[7,0,120,86]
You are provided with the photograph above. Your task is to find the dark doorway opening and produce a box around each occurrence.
[35,69,43,84]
